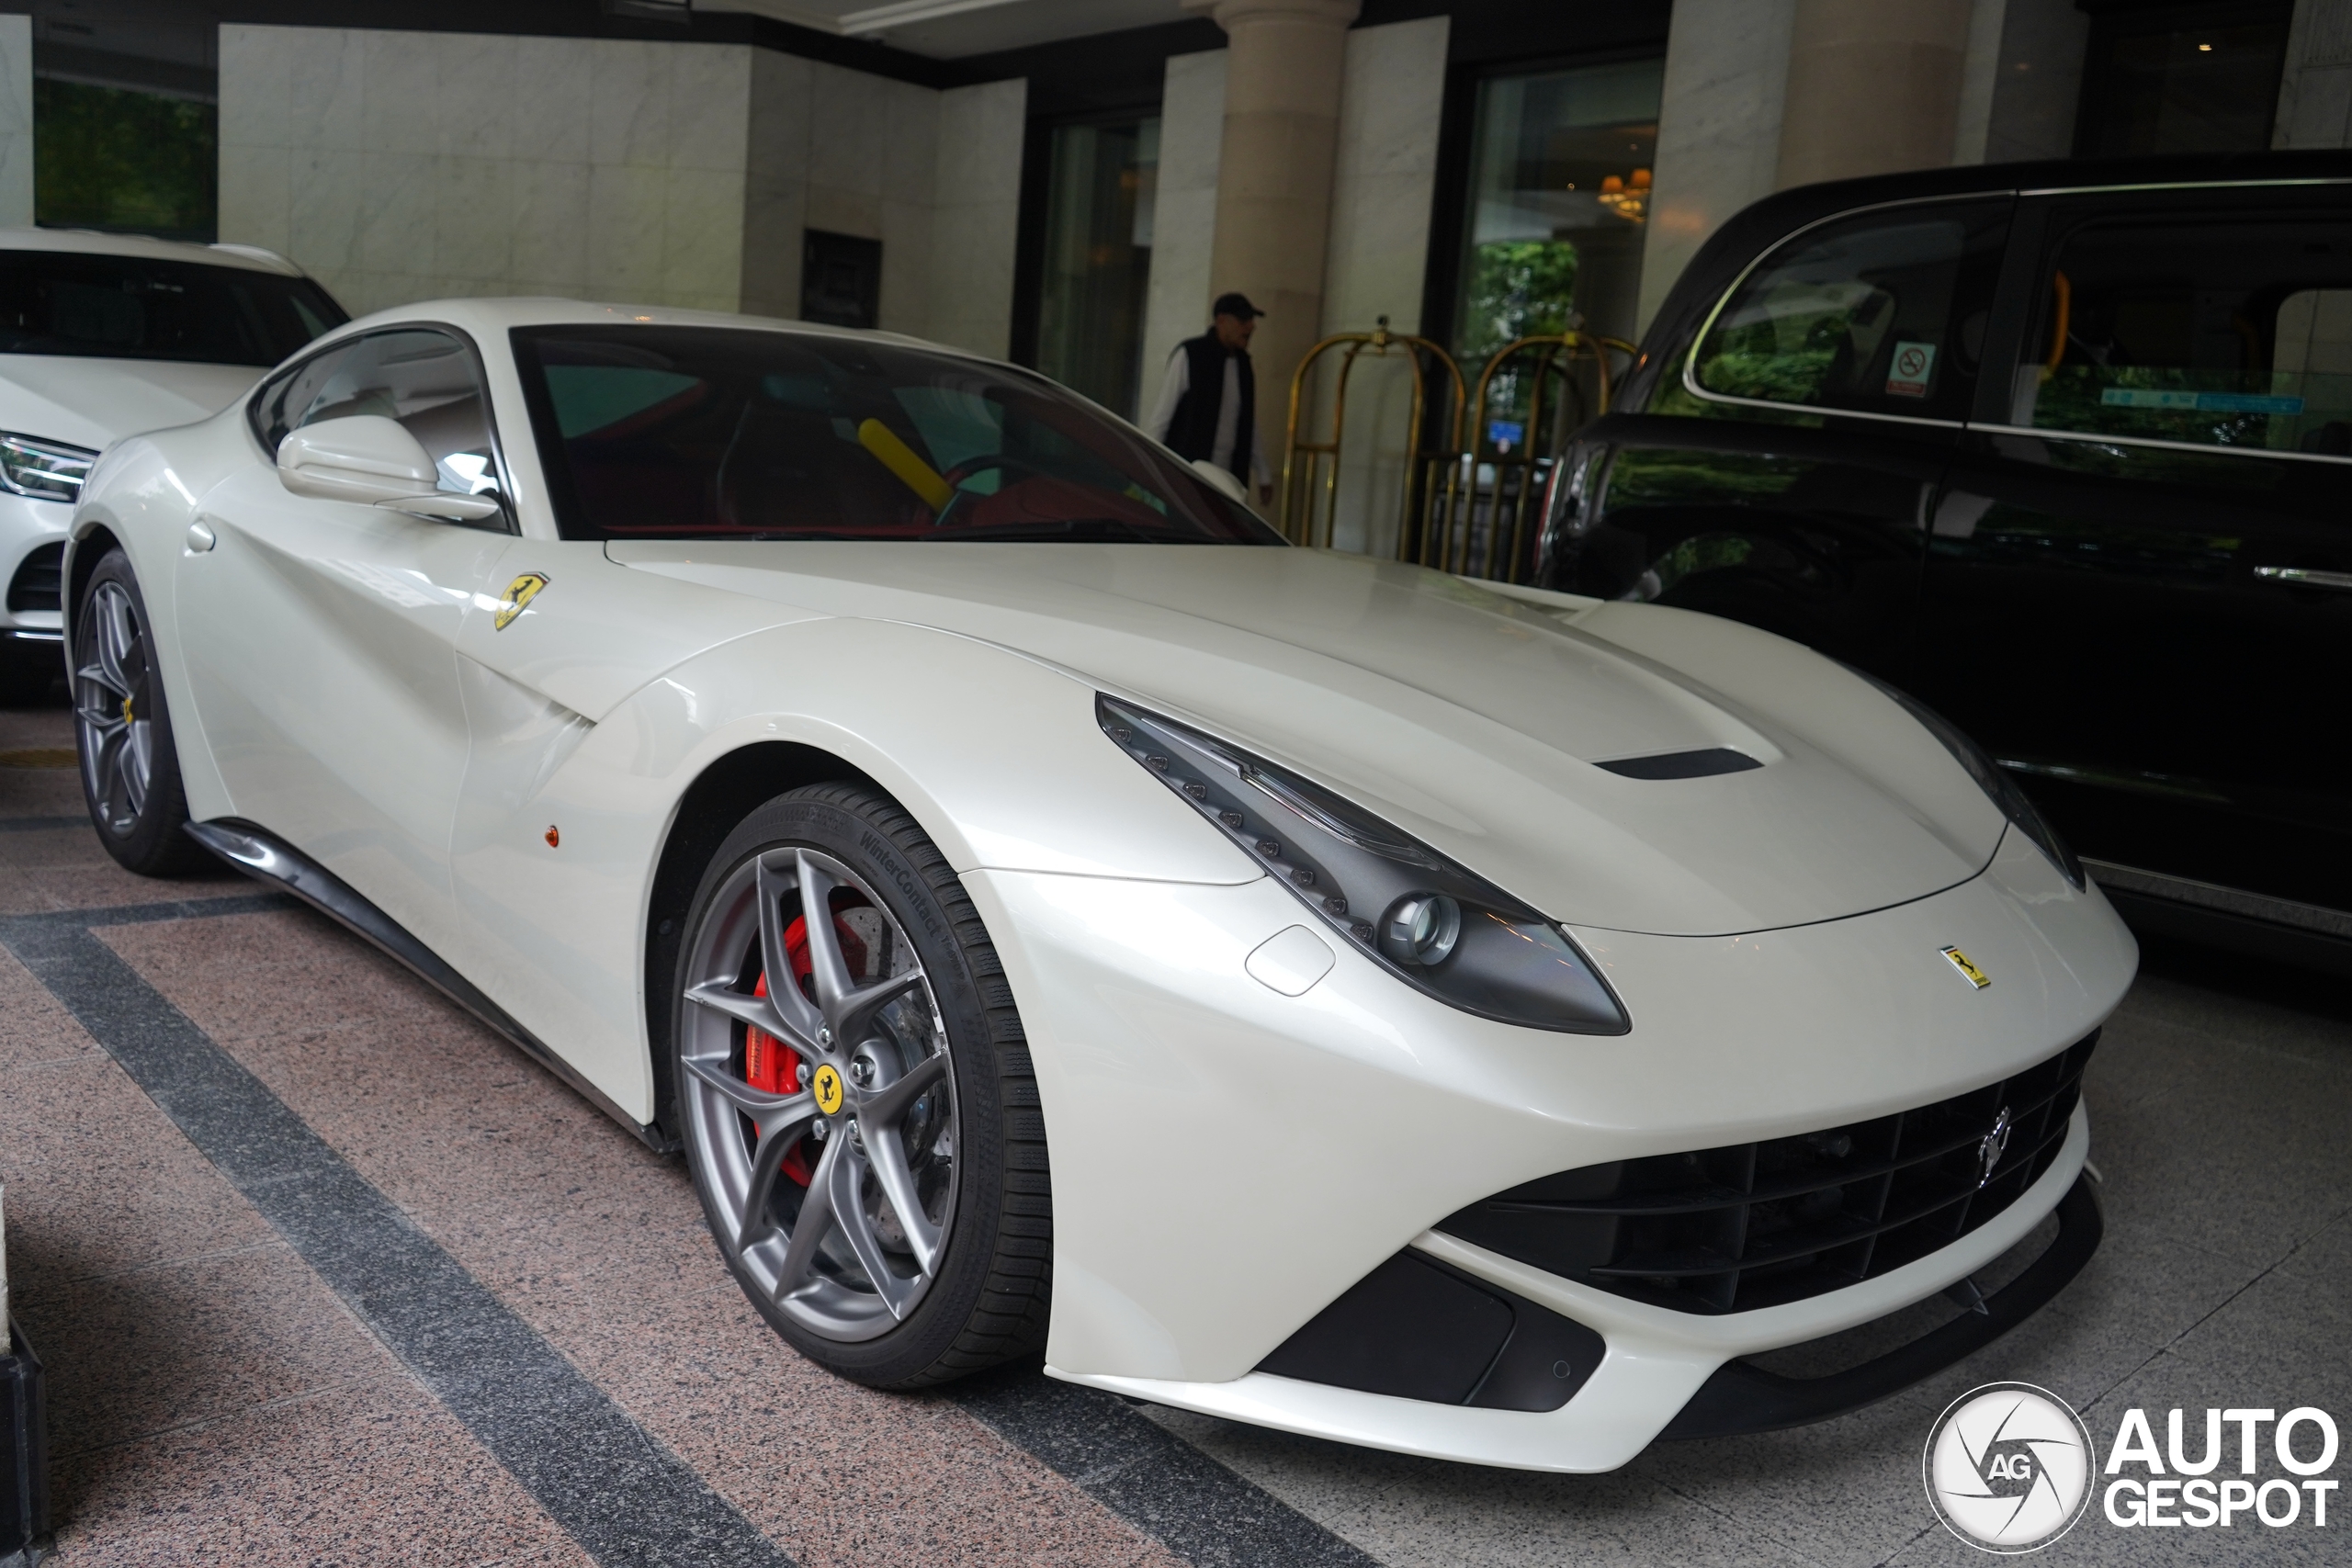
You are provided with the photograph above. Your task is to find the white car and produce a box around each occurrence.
[66,299,2135,1472]
[0,228,345,700]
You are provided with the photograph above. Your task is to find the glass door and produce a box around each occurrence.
[1035,118,1160,419]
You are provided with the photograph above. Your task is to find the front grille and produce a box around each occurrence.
[1438,1033,2096,1314]
[6,543,62,614]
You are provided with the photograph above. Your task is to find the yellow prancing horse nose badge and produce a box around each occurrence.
[493,571,550,631]
[1941,946,1991,989]
[812,1063,845,1116]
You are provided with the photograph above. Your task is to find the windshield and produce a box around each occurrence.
[511,324,1284,545]
[0,251,347,367]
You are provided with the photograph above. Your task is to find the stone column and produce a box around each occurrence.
[1776,0,1974,188]
[1188,0,1361,479]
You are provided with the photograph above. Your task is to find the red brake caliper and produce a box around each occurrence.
[744,912,868,1188]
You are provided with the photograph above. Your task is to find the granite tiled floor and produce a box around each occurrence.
[3,699,2346,1565]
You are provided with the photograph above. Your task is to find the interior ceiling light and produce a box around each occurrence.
[1597,167,1651,223]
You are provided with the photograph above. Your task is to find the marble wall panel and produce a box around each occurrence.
[741,50,815,320]
[2278,0,2352,147]
[808,63,892,203]
[591,42,672,171]
[1317,18,1448,558]
[435,30,519,162]
[223,26,760,313]
[220,24,1011,330]
[436,155,518,288]
[1320,17,1445,337]
[513,39,595,165]
[0,18,31,226]
[1637,0,1796,332]
[1140,50,1228,399]
[927,77,1027,357]
[879,197,934,336]
[511,160,592,294]
[216,146,289,256]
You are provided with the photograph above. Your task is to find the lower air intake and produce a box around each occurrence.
[1437,1033,2096,1314]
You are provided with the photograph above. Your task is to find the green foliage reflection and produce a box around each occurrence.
[34,80,218,243]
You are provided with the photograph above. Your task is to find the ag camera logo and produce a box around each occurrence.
[1924,1382,2096,1552]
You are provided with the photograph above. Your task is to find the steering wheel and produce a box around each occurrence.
[934,453,1051,527]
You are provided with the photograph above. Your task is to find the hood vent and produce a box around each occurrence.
[1596,748,1762,781]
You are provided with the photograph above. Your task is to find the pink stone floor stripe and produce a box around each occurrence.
[96,907,1185,1568]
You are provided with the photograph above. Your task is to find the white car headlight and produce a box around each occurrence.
[0,432,98,502]
[1099,695,1630,1034]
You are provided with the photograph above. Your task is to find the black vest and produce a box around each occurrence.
[1163,333,1254,479]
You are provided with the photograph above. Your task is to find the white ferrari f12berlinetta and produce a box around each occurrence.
[67,299,2134,1472]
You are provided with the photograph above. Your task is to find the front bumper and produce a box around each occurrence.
[0,492,69,635]
[1059,1116,2092,1471]
[968,822,2132,1471]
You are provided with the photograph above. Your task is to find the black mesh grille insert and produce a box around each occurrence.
[6,543,62,614]
[1437,1032,2096,1315]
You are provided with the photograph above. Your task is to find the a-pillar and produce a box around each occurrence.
[1776,0,1974,188]
[1188,0,1361,483]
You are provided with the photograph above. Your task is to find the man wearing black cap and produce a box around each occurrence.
[1144,292,1272,504]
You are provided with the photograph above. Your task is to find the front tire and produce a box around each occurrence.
[673,783,1051,1387]
[73,548,210,876]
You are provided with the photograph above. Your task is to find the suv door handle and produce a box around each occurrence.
[2253,565,2352,591]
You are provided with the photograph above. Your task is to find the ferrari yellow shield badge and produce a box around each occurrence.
[1940,946,1991,990]
[812,1063,845,1117]
[493,571,550,631]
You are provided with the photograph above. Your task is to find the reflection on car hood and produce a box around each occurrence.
[610,541,2008,938]
[0,355,264,451]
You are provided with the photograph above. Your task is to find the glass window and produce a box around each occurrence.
[1453,58,1662,365]
[2013,212,2352,457]
[2074,5,2289,158]
[35,78,218,243]
[511,324,1280,545]
[1691,200,2009,422]
[0,250,345,367]
[251,329,503,501]
[1035,118,1159,418]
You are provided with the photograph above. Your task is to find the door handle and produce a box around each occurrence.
[2253,565,2352,591]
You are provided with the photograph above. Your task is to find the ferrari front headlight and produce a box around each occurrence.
[0,432,98,502]
[1098,695,1630,1034]
[1854,670,2085,889]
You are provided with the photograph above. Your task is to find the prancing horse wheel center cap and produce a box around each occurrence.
[811,1062,845,1117]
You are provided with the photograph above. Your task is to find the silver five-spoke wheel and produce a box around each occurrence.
[74,578,155,838]
[679,845,958,1341]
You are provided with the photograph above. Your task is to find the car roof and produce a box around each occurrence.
[1623,149,2352,409]
[0,225,308,276]
[319,295,987,365]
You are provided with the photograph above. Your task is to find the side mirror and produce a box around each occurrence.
[277,415,503,523]
[1190,457,1249,505]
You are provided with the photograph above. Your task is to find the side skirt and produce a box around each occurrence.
[186,818,679,1154]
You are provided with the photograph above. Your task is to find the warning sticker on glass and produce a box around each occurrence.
[1886,341,1937,397]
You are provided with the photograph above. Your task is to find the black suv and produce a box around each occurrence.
[1542,150,2352,969]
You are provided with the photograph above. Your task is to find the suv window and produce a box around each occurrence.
[1690,199,2010,423]
[510,324,1281,544]
[0,251,345,366]
[2013,210,2352,457]
[250,329,503,502]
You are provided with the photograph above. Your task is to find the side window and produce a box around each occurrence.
[2014,209,2352,457]
[1690,199,2010,422]
[249,328,503,500]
